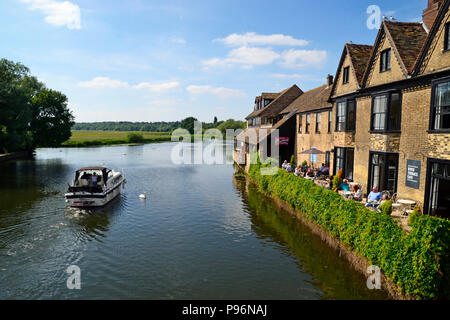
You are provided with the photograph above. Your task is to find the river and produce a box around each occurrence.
[0,142,388,299]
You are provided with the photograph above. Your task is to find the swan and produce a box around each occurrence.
[139,192,147,200]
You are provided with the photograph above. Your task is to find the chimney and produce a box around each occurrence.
[327,74,334,87]
[423,0,445,31]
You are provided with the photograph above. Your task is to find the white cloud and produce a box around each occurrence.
[214,32,308,47]
[187,85,246,99]
[271,73,304,79]
[134,81,181,93]
[20,0,81,29]
[203,46,280,68]
[77,77,128,88]
[280,49,327,68]
[170,37,186,44]
[77,77,181,92]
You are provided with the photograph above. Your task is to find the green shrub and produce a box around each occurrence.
[379,200,393,216]
[301,160,307,166]
[248,160,450,299]
[332,175,341,191]
[127,133,144,143]
[290,155,296,168]
[408,208,421,227]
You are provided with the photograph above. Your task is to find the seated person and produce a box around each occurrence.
[294,165,302,177]
[365,187,383,209]
[91,173,99,187]
[352,185,362,201]
[340,179,350,192]
[305,168,315,179]
[281,160,288,169]
[285,163,293,173]
[326,176,333,190]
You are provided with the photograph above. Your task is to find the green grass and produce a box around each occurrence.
[62,130,172,147]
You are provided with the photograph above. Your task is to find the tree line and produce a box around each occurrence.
[0,59,75,153]
[74,117,246,135]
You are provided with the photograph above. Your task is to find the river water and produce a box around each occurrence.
[0,142,388,299]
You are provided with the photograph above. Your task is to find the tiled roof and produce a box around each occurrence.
[413,0,450,75]
[281,84,332,114]
[383,21,428,74]
[346,44,373,86]
[245,85,302,119]
[261,93,279,99]
[255,92,279,102]
[330,43,372,98]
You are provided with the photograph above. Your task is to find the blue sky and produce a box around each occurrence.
[0,0,427,123]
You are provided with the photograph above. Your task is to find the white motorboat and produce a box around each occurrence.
[65,167,125,207]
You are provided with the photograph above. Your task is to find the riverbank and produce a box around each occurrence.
[0,151,31,163]
[61,130,172,147]
[62,130,236,148]
[239,160,450,300]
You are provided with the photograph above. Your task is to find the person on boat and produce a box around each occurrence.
[91,173,98,187]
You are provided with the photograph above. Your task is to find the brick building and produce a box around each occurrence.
[329,0,450,217]
[235,0,450,217]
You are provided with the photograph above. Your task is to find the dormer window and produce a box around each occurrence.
[343,66,350,84]
[380,49,391,72]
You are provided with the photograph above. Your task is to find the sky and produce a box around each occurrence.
[0,0,428,123]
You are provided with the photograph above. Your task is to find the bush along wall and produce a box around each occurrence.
[248,161,449,300]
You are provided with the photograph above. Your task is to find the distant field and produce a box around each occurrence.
[62,130,172,147]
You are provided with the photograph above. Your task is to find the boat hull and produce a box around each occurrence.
[65,181,124,208]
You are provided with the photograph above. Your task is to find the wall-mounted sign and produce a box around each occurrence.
[405,159,421,189]
[276,137,289,146]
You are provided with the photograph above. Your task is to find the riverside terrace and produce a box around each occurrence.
[278,161,420,233]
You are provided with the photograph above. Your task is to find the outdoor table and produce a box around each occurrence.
[397,199,416,205]
[397,199,416,216]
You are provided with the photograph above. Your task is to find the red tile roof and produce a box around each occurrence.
[346,44,374,86]
[383,21,428,74]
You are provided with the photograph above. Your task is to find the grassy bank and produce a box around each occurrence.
[62,130,236,147]
[248,159,449,300]
[62,130,172,147]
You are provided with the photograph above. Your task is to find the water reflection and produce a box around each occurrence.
[232,173,389,300]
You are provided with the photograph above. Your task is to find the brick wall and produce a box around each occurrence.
[396,86,432,205]
[332,50,360,98]
[366,33,407,87]
[296,112,334,169]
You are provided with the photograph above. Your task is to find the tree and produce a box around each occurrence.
[180,117,198,134]
[30,89,75,148]
[214,116,218,124]
[216,119,246,135]
[0,59,41,152]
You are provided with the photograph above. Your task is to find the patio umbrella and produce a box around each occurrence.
[300,148,326,155]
